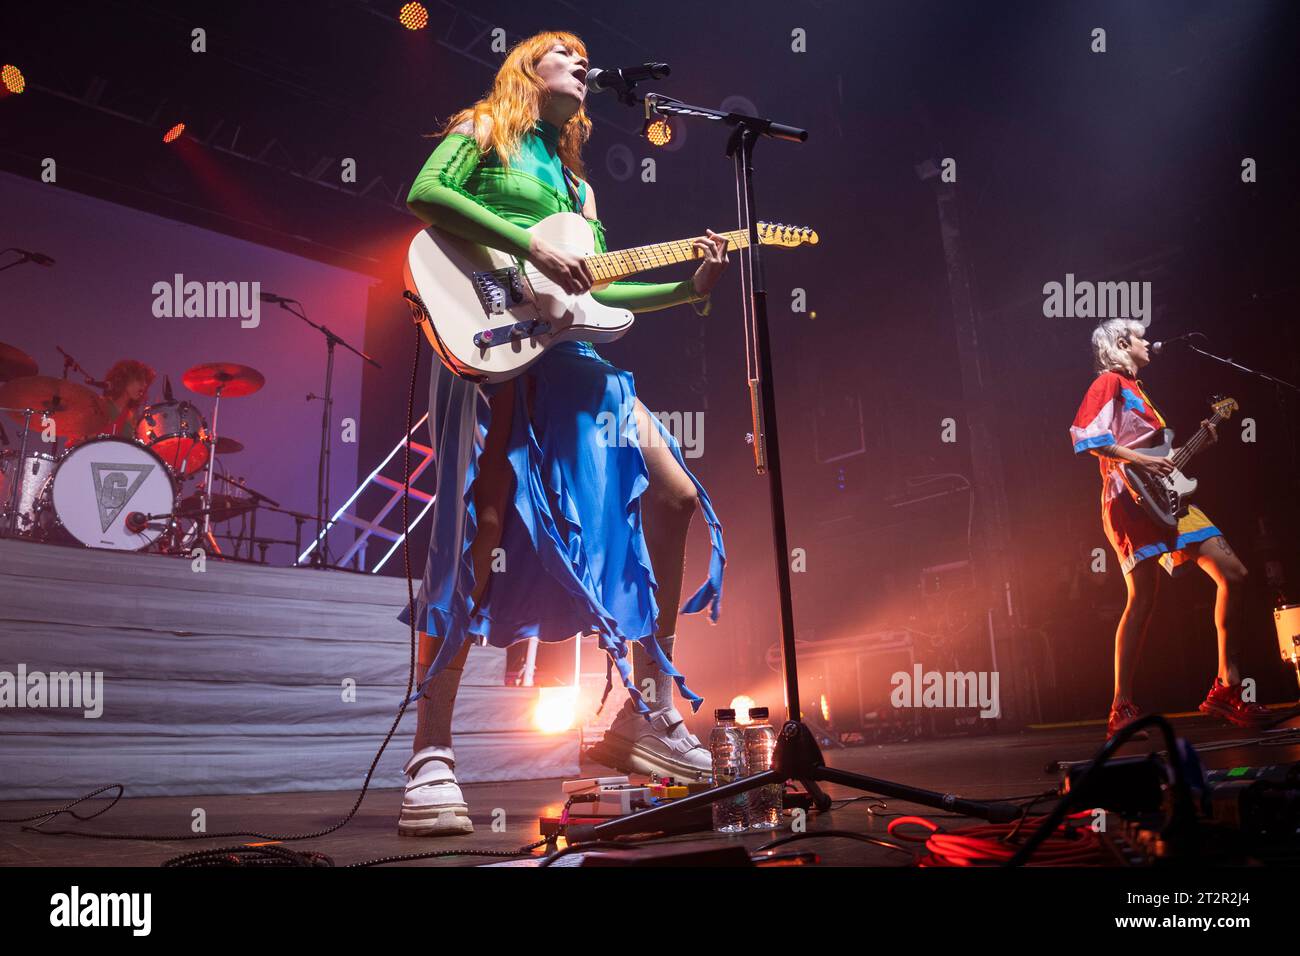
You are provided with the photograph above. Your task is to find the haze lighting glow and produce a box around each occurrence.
[820,693,830,723]
[1,64,25,94]
[162,122,186,144]
[398,2,428,30]
[534,686,578,734]
[731,695,756,725]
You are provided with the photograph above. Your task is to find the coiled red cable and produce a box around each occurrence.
[887,811,1110,866]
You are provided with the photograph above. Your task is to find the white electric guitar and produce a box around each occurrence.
[403,211,818,383]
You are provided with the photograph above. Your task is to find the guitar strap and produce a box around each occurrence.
[1133,379,1168,428]
[560,166,586,216]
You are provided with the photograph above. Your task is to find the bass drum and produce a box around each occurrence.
[46,437,177,550]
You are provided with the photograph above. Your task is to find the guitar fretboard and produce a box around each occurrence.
[1171,410,1227,469]
[586,228,752,283]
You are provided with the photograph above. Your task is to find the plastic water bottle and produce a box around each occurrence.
[708,708,747,832]
[742,707,782,829]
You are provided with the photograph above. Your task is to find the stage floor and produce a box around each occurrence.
[4,714,1298,867]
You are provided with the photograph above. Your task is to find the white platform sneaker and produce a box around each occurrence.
[587,698,713,782]
[397,745,474,837]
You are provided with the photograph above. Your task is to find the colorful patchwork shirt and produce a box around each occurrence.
[1069,370,1167,503]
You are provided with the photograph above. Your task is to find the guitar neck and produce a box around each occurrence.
[586,228,751,283]
[1170,412,1226,470]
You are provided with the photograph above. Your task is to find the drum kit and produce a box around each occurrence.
[0,342,298,558]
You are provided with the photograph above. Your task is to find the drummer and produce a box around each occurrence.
[101,359,155,439]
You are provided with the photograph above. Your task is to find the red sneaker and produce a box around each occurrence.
[1199,678,1273,729]
[1106,698,1149,741]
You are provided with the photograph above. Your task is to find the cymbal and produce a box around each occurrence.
[182,362,265,398]
[179,492,257,523]
[0,376,109,436]
[0,343,38,382]
[213,436,244,455]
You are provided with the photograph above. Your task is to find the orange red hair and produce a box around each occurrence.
[438,30,592,180]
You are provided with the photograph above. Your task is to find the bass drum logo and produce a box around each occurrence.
[90,461,155,532]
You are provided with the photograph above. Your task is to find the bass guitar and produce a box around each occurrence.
[1122,395,1238,531]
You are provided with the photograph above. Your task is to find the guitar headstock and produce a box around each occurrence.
[1209,395,1239,420]
[756,222,819,248]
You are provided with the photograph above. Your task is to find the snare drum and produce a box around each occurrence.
[136,400,210,478]
[0,449,58,537]
[44,436,177,550]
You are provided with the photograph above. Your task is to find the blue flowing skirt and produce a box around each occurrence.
[399,341,725,718]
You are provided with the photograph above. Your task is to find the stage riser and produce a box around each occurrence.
[2,732,580,799]
[5,577,426,642]
[0,540,579,799]
[0,679,545,735]
[1,622,505,687]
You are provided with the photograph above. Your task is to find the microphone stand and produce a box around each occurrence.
[0,249,44,274]
[1178,332,1300,482]
[267,297,380,570]
[565,82,1019,846]
[1176,334,1300,395]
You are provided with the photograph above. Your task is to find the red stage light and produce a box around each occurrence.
[1,64,25,94]
[398,3,428,30]
[162,122,186,144]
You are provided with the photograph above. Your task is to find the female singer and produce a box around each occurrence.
[396,31,730,835]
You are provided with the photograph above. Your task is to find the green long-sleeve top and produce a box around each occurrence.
[406,117,710,315]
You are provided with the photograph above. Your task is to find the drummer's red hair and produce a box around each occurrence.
[436,30,591,180]
[104,359,156,403]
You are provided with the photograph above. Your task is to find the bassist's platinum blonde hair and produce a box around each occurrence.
[1091,319,1147,376]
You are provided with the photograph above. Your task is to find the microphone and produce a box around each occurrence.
[9,248,55,266]
[1151,333,1198,355]
[259,291,297,304]
[586,63,671,93]
[163,375,175,402]
[125,511,149,534]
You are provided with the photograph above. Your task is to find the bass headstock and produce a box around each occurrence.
[756,222,819,248]
[1209,395,1239,420]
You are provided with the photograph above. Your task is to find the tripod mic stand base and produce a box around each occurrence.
[566,720,1021,845]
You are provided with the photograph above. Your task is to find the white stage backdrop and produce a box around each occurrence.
[0,171,378,567]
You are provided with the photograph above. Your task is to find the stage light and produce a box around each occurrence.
[731,694,756,725]
[534,686,578,734]
[162,122,186,144]
[819,693,830,724]
[398,2,428,30]
[643,117,672,147]
[1,64,25,94]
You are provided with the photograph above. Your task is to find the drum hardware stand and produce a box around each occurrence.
[54,346,104,389]
[214,473,279,560]
[258,502,316,566]
[564,81,1021,846]
[200,383,226,556]
[0,405,35,537]
[264,296,381,570]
